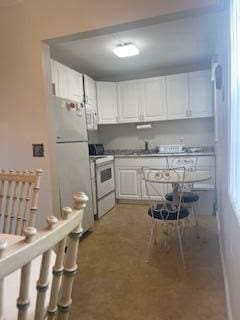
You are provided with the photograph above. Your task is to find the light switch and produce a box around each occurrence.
[32,144,44,157]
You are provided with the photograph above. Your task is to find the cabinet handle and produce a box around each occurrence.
[116,116,118,123]
[142,114,144,121]
[189,110,192,117]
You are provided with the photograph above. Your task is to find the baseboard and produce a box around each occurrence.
[117,199,149,205]
[216,210,233,320]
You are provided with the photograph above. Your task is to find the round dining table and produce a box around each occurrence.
[143,169,211,208]
[146,170,211,184]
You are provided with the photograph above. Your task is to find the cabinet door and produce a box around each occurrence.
[68,70,84,103]
[117,81,140,123]
[51,59,57,94]
[97,82,118,124]
[141,77,166,121]
[84,75,97,109]
[166,73,188,120]
[55,61,69,99]
[115,167,141,199]
[189,70,213,118]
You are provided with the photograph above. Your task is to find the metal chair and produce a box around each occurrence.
[0,192,88,320]
[165,157,200,237]
[0,169,42,235]
[142,166,190,266]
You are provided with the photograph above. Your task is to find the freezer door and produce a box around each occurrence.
[54,97,88,142]
[56,142,94,232]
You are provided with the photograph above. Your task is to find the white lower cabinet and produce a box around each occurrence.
[115,156,216,214]
[116,167,141,199]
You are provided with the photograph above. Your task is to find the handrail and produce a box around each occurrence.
[0,192,86,280]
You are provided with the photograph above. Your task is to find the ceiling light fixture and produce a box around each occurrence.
[113,43,140,58]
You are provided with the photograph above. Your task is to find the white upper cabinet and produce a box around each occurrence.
[166,73,189,120]
[141,77,166,121]
[53,61,69,100]
[84,75,97,109]
[188,70,213,118]
[117,81,141,123]
[51,60,213,125]
[97,82,118,124]
[51,60,84,103]
[68,70,84,103]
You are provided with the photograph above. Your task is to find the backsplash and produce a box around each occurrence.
[95,118,214,150]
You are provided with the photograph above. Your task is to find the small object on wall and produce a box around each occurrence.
[32,144,44,157]
[136,124,152,130]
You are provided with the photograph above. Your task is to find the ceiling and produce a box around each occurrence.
[51,12,222,81]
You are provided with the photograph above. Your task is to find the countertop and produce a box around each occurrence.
[104,149,215,158]
[111,152,215,158]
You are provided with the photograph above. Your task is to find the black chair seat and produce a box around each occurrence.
[148,203,189,220]
[165,191,199,203]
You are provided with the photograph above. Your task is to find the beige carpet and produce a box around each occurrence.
[70,204,227,320]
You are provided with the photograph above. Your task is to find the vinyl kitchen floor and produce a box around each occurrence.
[70,204,227,320]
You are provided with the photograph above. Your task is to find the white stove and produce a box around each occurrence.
[89,155,115,218]
[90,155,114,166]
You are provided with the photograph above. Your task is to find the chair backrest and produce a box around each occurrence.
[0,169,42,235]
[167,156,198,171]
[167,157,197,191]
[142,167,186,218]
[0,191,88,320]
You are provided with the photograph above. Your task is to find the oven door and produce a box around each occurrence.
[96,162,115,199]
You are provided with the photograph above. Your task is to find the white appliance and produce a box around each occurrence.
[86,106,98,131]
[53,97,94,232]
[89,159,97,216]
[90,156,115,218]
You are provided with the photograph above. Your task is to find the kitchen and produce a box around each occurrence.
[0,0,230,318]
[49,12,218,230]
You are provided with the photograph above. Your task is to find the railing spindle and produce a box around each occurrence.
[17,227,37,320]
[3,171,14,233]
[0,170,6,230]
[35,216,58,320]
[57,193,88,319]
[15,176,27,235]
[9,171,20,234]
[47,213,70,317]
[0,240,7,320]
[28,169,42,228]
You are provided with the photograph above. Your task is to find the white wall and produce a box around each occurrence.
[97,118,214,150]
[215,7,240,320]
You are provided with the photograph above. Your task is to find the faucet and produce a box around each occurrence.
[144,140,149,152]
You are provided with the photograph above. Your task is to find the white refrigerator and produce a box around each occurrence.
[53,97,94,232]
